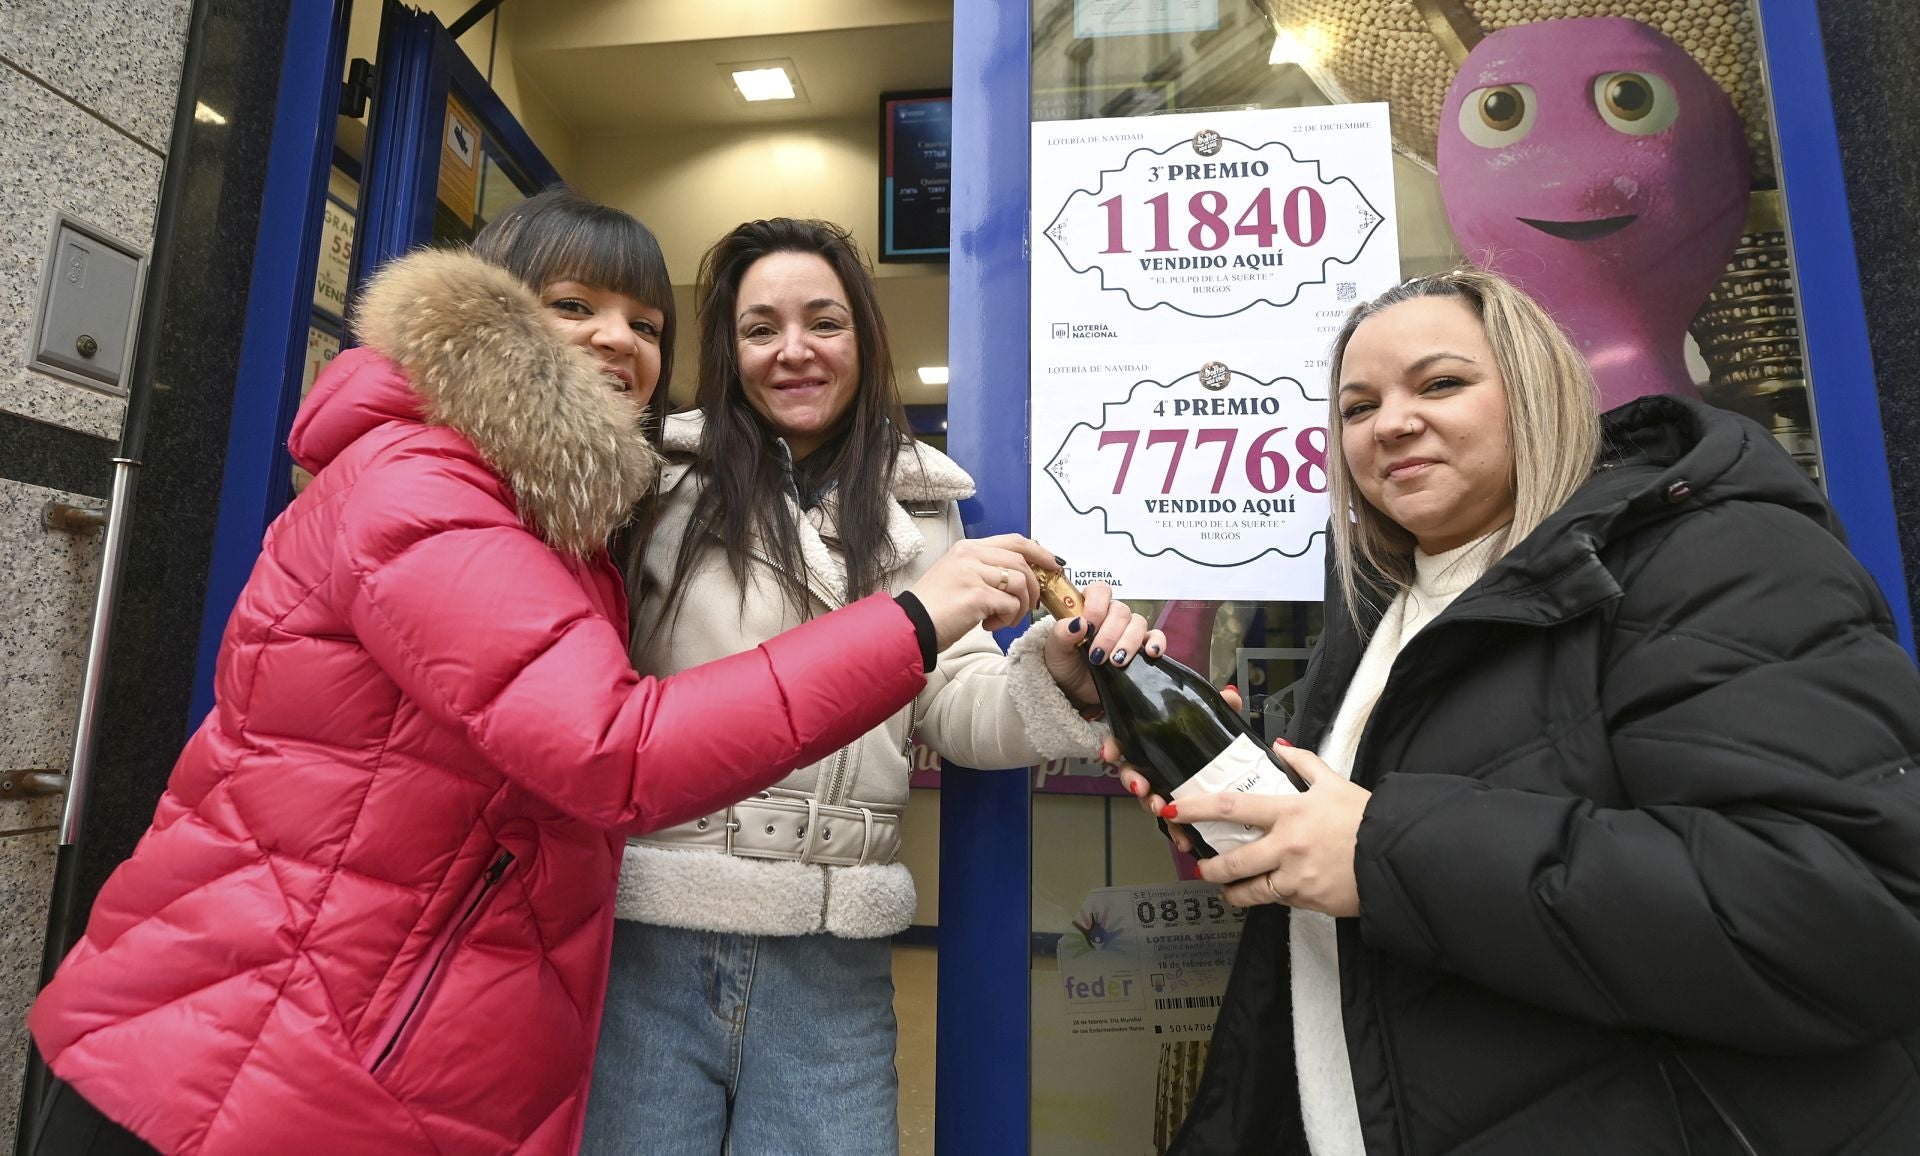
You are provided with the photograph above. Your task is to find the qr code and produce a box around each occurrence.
[1336,282,1356,302]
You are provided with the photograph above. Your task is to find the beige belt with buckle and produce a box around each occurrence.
[635,794,902,868]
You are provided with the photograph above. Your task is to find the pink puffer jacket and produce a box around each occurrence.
[28,251,927,1156]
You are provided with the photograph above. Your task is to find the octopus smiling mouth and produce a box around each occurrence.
[1518,215,1638,241]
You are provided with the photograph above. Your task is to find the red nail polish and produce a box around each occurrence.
[1160,803,1179,820]
[1223,684,1238,695]
[1128,779,1144,797]
[1277,738,1293,747]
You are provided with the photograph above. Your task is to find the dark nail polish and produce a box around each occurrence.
[1111,649,1128,665]
[1068,617,1082,633]
[1087,647,1106,665]
[1147,644,1163,658]
[1054,555,1067,565]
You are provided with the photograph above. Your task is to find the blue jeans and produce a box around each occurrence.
[583,921,900,1155]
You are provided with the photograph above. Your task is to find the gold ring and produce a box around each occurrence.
[996,567,1011,591]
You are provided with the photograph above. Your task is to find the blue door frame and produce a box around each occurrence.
[190,0,348,726]
[192,1,558,725]
[940,2,1914,1153]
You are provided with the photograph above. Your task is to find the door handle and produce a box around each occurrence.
[0,770,70,798]
[42,499,107,533]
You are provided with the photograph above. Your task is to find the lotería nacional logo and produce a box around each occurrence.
[1199,360,1230,391]
[1052,321,1118,339]
[1191,128,1222,156]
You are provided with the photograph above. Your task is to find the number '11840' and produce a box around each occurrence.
[1099,187,1327,254]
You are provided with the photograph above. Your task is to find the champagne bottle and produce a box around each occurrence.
[1037,569,1305,858]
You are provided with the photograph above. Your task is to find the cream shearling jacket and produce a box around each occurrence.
[614,412,1101,938]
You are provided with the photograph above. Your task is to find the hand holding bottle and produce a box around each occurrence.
[1041,582,1166,708]
[1165,744,1369,918]
[1041,573,1305,858]
[1109,684,1253,839]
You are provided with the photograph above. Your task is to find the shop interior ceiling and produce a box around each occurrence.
[501,0,955,407]
[334,1,955,406]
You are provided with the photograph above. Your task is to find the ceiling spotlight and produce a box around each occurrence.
[731,66,796,103]
[193,102,228,125]
[916,366,949,386]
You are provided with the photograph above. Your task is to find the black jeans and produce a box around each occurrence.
[31,1080,158,1156]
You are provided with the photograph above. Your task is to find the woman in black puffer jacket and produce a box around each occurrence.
[1125,269,1920,1155]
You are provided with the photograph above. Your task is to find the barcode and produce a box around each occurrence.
[1154,995,1223,1010]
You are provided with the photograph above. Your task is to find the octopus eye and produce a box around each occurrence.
[1480,87,1525,130]
[1458,84,1537,148]
[1593,71,1679,135]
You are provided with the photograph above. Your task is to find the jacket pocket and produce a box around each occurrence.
[361,849,516,1073]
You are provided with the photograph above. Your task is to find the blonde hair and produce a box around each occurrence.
[1325,268,1600,624]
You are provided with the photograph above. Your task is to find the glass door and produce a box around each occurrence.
[948,1,1910,1153]
[193,0,560,726]
[352,1,560,283]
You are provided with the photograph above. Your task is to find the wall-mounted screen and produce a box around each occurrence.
[880,90,951,262]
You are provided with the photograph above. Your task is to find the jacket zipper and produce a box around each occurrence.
[1670,1053,1762,1156]
[363,849,515,1072]
[747,546,843,611]
[823,746,853,807]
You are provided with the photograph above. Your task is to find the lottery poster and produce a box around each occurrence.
[1030,104,1399,600]
[1032,881,1248,1154]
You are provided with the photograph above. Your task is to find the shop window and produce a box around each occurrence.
[1025,4,1813,1152]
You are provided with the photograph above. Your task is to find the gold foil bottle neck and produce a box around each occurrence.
[1035,568,1084,624]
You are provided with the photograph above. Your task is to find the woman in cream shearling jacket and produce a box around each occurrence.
[581,218,1151,1156]
[613,411,1099,940]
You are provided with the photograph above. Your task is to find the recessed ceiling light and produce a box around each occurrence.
[723,56,808,103]
[917,366,949,386]
[720,59,807,106]
[732,68,794,101]
[193,102,227,125]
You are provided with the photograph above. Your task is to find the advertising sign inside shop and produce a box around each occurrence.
[312,197,354,320]
[1034,881,1246,1151]
[1056,882,1242,1038]
[438,96,481,229]
[1030,104,1399,600]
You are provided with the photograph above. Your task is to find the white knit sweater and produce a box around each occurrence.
[1293,531,1500,1155]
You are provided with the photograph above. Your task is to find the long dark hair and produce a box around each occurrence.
[666,217,911,622]
[470,187,677,601]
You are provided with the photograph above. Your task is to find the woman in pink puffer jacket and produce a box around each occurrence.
[27,190,1062,1156]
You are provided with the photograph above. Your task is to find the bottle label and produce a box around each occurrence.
[1170,733,1298,852]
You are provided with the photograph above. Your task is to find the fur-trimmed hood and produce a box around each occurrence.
[290,248,661,556]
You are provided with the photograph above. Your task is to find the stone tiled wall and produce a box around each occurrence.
[0,0,192,1143]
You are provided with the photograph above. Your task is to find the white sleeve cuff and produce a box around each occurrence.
[1005,616,1109,761]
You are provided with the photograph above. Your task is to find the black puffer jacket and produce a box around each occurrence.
[1173,397,1920,1156]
